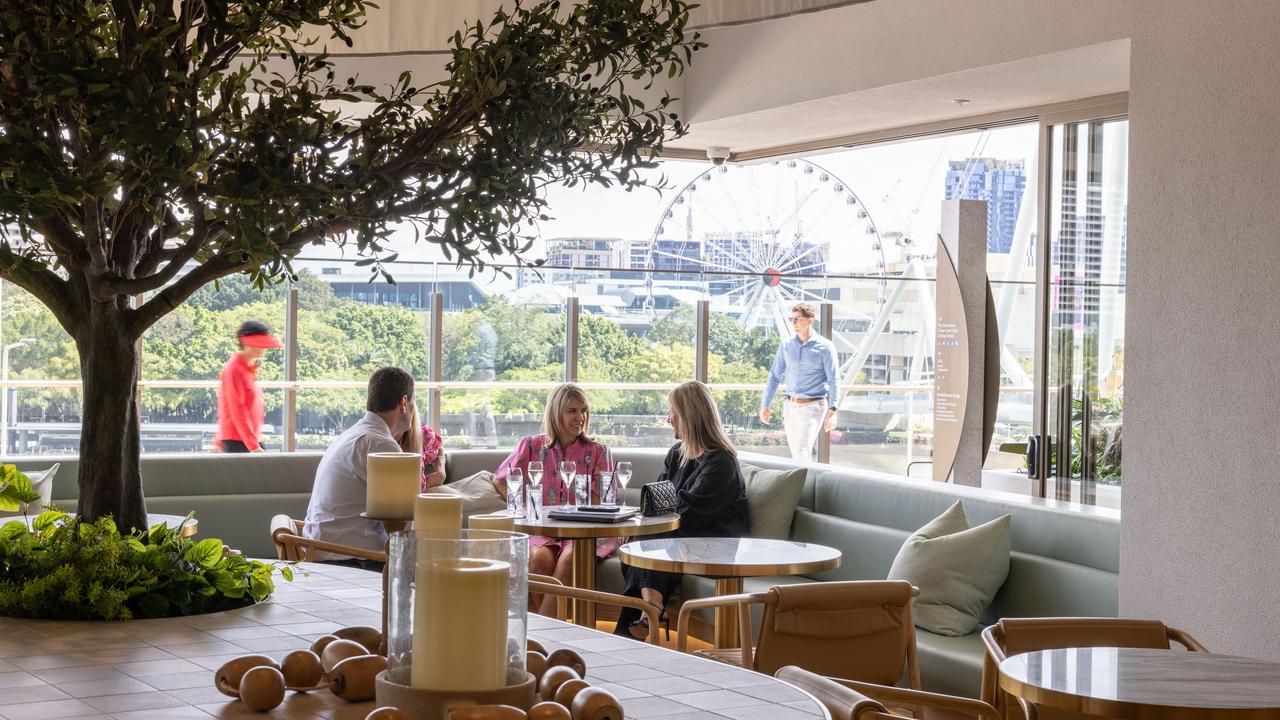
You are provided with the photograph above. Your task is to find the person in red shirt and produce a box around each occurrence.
[216,320,282,453]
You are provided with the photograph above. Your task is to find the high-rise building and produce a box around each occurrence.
[945,158,1027,253]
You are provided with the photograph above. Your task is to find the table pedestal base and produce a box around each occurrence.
[714,577,744,649]
[570,538,598,627]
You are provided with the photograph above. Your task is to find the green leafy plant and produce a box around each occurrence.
[0,510,291,620]
[0,465,40,514]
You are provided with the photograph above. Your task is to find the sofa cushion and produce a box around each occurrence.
[915,629,986,698]
[427,470,505,517]
[740,463,806,539]
[887,501,1010,637]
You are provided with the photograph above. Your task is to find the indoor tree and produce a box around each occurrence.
[0,0,700,530]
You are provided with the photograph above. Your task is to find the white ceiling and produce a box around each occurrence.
[666,39,1131,158]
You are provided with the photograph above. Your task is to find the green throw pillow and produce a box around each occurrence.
[738,463,806,539]
[886,500,1010,636]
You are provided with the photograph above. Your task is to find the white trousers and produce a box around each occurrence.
[782,398,826,461]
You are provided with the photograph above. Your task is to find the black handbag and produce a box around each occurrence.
[639,480,678,516]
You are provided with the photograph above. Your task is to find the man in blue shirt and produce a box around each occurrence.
[760,302,840,461]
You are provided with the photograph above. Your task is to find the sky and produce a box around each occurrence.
[305,123,1040,275]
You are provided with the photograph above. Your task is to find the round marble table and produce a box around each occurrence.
[515,510,679,627]
[12,511,198,537]
[998,646,1280,720]
[620,537,841,648]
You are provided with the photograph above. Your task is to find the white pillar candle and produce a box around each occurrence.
[366,452,421,520]
[413,494,463,533]
[468,514,516,531]
[411,557,511,690]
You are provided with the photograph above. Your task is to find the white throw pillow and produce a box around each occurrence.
[887,500,1011,636]
[0,463,59,518]
[739,463,806,539]
[426,470,506,518]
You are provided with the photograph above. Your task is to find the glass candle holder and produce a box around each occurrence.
[386,529,529,692]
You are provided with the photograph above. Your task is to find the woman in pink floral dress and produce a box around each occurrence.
[494,383,615,615]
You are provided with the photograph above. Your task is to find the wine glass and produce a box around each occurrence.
[558,460,576,508]
[615,461,633,489]
[527,461,544,519]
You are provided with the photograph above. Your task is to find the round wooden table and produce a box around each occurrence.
[515,510,679,627]
[620,536,841,648]
[12,511,198,537]
[998,647,1280,720]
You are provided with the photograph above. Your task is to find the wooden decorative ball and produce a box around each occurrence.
[281,649,324,690]
[334,625,383,653]
[545,649,586,679]
[320,638,369,672]
[526,651,549,687]
[538,665,580,700]
[365,708,409,720]
[527,639,548,656]
[328,654,387,702]
[311,633,340,656]
[239,665,286,712]
[448,704,529,719]
[570,687,623,720]
[527,701,573,720]
[215,655,280,698]
[553,678,590,708]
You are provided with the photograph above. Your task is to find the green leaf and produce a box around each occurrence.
[185,538,224,568]
[32,509,65,532]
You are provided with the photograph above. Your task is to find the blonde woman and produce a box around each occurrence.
[613,381,750,638]
[396,405,446,491]
[494,383,614,614]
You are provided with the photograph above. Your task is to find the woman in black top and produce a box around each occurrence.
[614,381,750,637]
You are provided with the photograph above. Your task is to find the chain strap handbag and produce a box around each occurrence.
[639,480,677,516]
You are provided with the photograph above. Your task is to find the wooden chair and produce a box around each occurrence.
[529,574,663,645]
[980,617,1207,720]
[269,515,387,563]
[677,580,921,687]
[777,665,999,720]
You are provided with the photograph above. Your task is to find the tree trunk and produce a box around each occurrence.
[74,302,147,532]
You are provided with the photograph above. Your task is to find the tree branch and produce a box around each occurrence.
[0,245,75,335]
[129,252,244,333]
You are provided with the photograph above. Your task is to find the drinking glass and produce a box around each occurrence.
[527,461,544,519]
[615,461,633,489]
[506,467,524,518]
[557,460,576,508]
[597,471,619,507]
[574,474,589,507]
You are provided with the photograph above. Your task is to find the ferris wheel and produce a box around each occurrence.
[644,159,888,338]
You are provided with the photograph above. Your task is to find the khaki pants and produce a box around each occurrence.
[783,398,826,461]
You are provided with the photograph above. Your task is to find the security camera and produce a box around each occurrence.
[706,147,731,166]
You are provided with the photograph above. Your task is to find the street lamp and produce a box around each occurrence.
[1,338,35,457]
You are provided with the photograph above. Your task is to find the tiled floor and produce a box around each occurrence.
[0,563,827,719]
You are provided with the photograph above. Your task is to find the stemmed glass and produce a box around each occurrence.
[558,460,576,508]
[527,461,544,520]
[615,462,633,490]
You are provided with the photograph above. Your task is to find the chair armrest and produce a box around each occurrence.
[1168,627,1208,652]
[978,624,1005,705]
[675,591,768,654]
[835,679,1001,720]
[529,581,661,644]
[529,573,564,586]
[275,532,387,562]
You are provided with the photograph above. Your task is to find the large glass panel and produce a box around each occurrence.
[140,274,288,452]
[1044,119,1128,508]
[0,281,80,455]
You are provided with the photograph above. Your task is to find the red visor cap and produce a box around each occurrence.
[239,333,283,349]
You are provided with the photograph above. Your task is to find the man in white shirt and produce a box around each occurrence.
[303,366,416,570]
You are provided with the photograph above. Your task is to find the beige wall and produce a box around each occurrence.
[1124,0,1280,658]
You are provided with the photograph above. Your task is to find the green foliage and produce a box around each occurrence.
[0,510,285,620]
[0,465,39,513]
